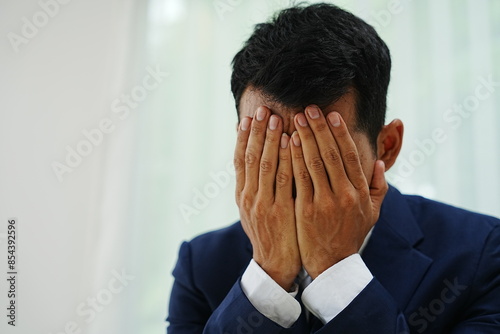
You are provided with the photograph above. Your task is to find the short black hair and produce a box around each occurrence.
[231,3,391,151]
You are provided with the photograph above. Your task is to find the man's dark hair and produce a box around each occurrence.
[231,3,391,151]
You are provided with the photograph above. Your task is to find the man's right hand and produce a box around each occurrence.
[234,106,301,291]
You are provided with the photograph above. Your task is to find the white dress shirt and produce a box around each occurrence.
[241,229,373,328]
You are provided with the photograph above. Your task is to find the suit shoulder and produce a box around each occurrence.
[186,222,250,271]
[181,222,251,301]
[189,221,247,250]
[403,194,500,238]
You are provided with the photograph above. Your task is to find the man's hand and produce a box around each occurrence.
[234,106,301,291]
[290,106,388,279]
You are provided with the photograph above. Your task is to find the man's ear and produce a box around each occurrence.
[376,119,404,171]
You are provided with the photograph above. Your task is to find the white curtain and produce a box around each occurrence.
[0,1,498,334]
[146,0,500,330]
[0,0,143,333]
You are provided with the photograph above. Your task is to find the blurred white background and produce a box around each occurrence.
[0,0,499,333]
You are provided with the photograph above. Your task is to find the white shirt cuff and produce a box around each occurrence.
[301,253,373,324]
[240,259,302,328]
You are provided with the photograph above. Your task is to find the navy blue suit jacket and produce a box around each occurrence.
[167,186,500,333]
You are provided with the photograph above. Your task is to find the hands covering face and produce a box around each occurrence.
[234,105,388,291]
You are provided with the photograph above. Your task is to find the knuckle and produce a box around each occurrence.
[271,203,286,217]
[358,187,370,200]
[245,151,258,166]
[301,130,313,141]
[269,207,281,221]
[275,171,290,187]
[253,199,268,216]
[302,204,315,220]
[233,157,244,171]
[265,132,276,144]
[324,148,341,164]
[279,151,290,162]
[335,127,348,138]
[308,157,325,172]
[251,124,264,136]
[260,158,273,174]
[293,150,304,160]
[340,192,356,207]
[298,168,311,182]
[237,132,248,144]
[240,194,253,211]
[314,121,328,133]
[344,150,359,164]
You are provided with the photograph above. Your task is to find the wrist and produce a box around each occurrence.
[306,252,356,279]
[254,258,299,291]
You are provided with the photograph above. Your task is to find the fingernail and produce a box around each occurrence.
[328,112,341,127]
[296,113,308,127]
[306,106,320,119]
[281,133,289,148]
[269,115,279,130]
[292,131,301,146]
[240,117,250,131]
[256,107,266,121]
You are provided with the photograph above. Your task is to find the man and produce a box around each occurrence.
[167,3,500,333]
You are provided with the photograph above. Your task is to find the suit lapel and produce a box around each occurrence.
[362,186,433,310]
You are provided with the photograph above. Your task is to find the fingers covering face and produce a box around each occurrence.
[295,106,368,193]
[235,105,370,204]
[234,116,251,203]
[290,130,313,201]
[275,133,293,202]
[258,114,283,198]
[292,112,332,198]
[235,107,293,202]
[323,111,367,191]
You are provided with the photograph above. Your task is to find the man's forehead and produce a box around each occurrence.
[238,87,358,129]
[239,87,300,117]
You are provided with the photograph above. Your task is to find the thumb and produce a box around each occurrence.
[369,160,388,217]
